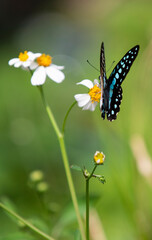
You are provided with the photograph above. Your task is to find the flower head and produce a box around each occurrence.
[29,170,44,182]
[30,53,65,86]
[94,151,105,165]
[36,182,49,193]
[74,79,102,111]
[8,51,40,68]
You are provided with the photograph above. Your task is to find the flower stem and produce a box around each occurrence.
[86,179,90,240]
[38,86,62,138]
[62,101,77,134]
[88,165,97,180]
[38,87,86,240]
[59,136,86,240]
[86,165,97,240]
[0,202,55,240]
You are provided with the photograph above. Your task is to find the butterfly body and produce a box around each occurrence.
[100,42,139,121]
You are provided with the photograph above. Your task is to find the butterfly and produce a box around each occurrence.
[100,42,139,121]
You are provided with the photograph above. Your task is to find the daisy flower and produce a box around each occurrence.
[30,53,65,86]
[74,79,102,111]
[8,51,40,68]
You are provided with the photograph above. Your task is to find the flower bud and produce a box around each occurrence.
[29,170,44,182]
[94,151,105,165]
[36,182,49,193]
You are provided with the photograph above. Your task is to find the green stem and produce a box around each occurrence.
[28,67,33,76]
[62,101,77,134]
[38,86,62,138]
[59,137,85,240]
[0,202,55,240]
[88,165,97,180]
[86,179,90,240]
[86,165,97,240]
[39,87,86,240]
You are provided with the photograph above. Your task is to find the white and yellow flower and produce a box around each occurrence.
[8,51,40,68]
[30,54,65,86]
[94,151,105,165]
[74,79,102,111]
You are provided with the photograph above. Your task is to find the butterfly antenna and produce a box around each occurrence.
[87,60,100,72]
[106,61,115,73]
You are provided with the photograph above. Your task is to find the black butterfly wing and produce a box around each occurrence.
[108,45,140,87]
[106,45,140,121]
[100,42,107,87]
[100,42,107,119]
[107,86,123,121]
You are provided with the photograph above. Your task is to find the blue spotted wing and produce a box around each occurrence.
[100,43,140,121]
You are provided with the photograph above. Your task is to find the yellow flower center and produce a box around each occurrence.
[94,151,105,165]
[37,54,52,67]
[19,51,29,62]
[89,84,101,103]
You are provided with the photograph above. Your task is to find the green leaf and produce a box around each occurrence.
[70,165,82,172]
[1,232,36,240]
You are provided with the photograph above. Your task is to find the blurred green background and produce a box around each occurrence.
[1,0,152,239]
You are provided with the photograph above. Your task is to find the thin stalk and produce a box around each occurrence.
[88,165,97,180]
[86,179,90,240]
[62,101,77,134]
[0,202,55,240]
[28,67,34,76]
[38,87,86,240]
[59,137,85,240]
[86,165,97,240]
[38,86,62,138]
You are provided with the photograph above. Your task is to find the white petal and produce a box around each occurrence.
[74,94,90,107]
[27,51,34,58]
[14,61,22,68]
[31,66,46,86]
[94,79,99,86]
[28,52,41,60]
[8,58,19,66]
[77,79,93,89]
[21,66,29,71]
[33,53,41,58]
[46,66,65,83]
[30,62,38,70]
[51,64,64,70]
[83,101,97,111]
[22,60,31,67]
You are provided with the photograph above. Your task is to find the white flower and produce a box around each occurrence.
[74,79,101,111]
[8,51,41,68]
[30,53,65,86]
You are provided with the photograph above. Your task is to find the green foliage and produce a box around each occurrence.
[71,165,82,172]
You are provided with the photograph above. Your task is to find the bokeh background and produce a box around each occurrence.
[1,0,152,239]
